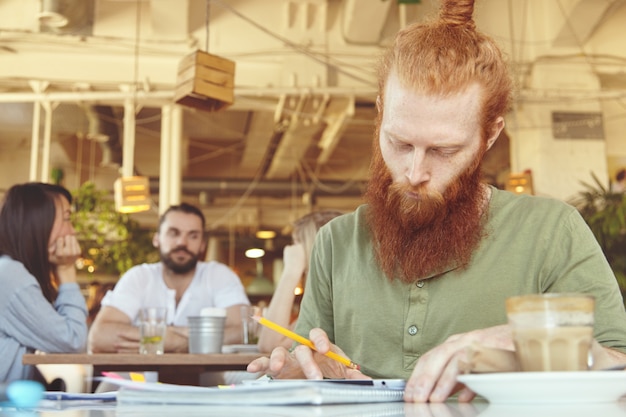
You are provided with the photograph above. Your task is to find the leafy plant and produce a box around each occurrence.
[569,172,626,294]
[72,181,158,275]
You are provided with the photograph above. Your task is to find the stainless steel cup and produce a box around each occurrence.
[188,315,226,354]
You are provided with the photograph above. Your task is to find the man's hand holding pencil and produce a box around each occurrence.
[246,316,367,381]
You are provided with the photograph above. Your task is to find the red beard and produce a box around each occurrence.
[365,143,488,283]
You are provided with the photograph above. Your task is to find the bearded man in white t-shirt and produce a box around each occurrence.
[88,203,250,353]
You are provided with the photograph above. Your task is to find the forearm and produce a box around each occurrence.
[223,321,244,344]
[13,285,87,353]
[50,235,81,284]
[88,321,138,353]
[258,279,298,352]
[219,304,246,344]
[264,277,298,327]
[165,326,189,352]
[55,264,77,285]
[592,340,626,369]
[259,243,306,351]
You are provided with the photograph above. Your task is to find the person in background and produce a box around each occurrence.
[0,182,87,382]
[611,168,626,193]
[248,0,626,402]
[88,202,250,353]
[257,210,342,353]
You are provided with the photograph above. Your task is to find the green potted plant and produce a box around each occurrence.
[569,173,626,295]
[72,181,158,276]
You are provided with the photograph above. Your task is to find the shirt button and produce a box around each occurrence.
[408,325,418,335]
[416,280,425,288]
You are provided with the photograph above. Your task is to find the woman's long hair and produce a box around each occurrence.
[0,183,72,303]
[292,210,343,268]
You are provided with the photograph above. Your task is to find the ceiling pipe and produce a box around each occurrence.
[38,0,70,28]
[40,100,54,183]
[4,86,626,105]
[28,81,49,181]
[29,101,42,182]
[0,87,376,104]
[0,89,173,104]
[83,105,122,168]
[159,104,172,215]
[120,86,136,178]
[341,0,393,44]
[149,178,367,199]
[37,0,94,34]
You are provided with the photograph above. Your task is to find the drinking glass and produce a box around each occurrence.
[139,307,167,355]
[506,293,595,371]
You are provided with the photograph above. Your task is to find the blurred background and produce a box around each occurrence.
[0,0,625,296]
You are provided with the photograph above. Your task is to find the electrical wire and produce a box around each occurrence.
[205,0,211,52]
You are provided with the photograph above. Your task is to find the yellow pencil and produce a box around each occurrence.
[252,315,360,370]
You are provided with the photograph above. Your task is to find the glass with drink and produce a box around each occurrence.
[506,293,595,371]
[139,307,167,354]
[241,305,261,344]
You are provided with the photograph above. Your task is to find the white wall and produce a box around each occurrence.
[510,61,608,201]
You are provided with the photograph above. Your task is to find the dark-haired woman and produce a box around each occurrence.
[0,182,87,382]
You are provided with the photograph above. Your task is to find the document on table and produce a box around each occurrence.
[43,391,117,401]
[33,391,118,411]
[110,377,406,406]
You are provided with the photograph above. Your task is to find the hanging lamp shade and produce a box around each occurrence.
[244,253,274,296]
[506,171,534,195]
[247,275,275,296]
[246,258,274,296]
[114,176,151,213]
[174,50,235,112]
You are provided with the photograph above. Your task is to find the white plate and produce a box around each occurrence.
[478,402,626,417]
[222,344,260,353]
[457,371,626,404]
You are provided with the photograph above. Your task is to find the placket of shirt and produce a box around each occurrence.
[172,278,196,325]
[403,279,429,369]
[164,287,177,325]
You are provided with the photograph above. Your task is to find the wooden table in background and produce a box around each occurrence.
[22,352,264,387]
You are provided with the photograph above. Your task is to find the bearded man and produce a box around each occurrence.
[89,203,249,353]
[248,0,626,403]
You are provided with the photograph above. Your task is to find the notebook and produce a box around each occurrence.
[111,378,405,406]
[116,402,408,417]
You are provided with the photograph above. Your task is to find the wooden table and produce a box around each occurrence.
[23,352,264,388]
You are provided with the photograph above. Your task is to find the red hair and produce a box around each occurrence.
[376,0,513,142]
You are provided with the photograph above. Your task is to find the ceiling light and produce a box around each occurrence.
[255,230,276,239]
[245,248,265,259]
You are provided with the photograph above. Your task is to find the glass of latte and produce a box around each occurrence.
[506,293,595,372]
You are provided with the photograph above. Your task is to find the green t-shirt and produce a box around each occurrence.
[294,187,626,379]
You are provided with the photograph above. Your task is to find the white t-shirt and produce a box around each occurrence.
[101,261,250,326]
